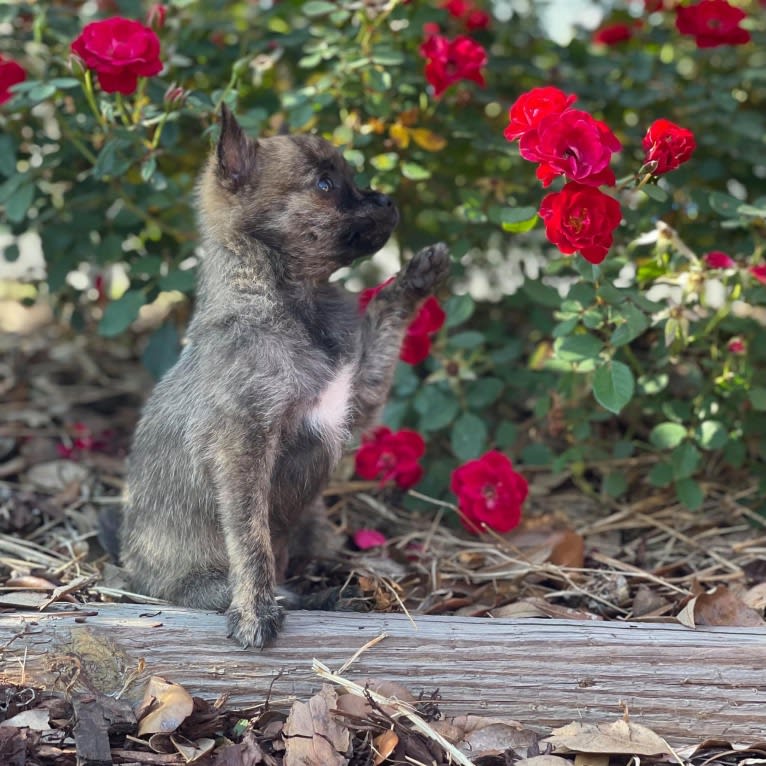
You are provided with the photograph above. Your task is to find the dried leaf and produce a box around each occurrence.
[25,459,88,493]
[677,586,765,628]
[137,677,194,736]
[549,530,585,568]
[171,734,216,763]
[544,720,670,757]
[283,686,348,766]
[742,582,766,611]
[409,128,447,152]
[0,708,52,731]
[574,753,610,766]
[212,731,267,765]
[372,730,398,765]
[517,756,573,766]
[433,715,536,758]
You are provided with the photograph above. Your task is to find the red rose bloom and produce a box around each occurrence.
[592,23,636,45]
[442,0,491,30]
[71,17,162,94]
[450,451,528,534]
[750,265,766,285]
[644,0,668,11]
[727,337,746,355]
[538,182,622,264]
[0,55,26,105]
[355,427,426,489]
[146,4,167,31]
[504,86,577,143]
[419,33,487,97]
[675,0,750,48]
[359,281,445,365]
[642,119,696,176]
[519,109,622,188]
[704,251,736,269]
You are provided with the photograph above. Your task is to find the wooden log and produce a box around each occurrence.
[1,604,765,748]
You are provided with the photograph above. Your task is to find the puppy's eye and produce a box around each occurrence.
[316,176,334,193]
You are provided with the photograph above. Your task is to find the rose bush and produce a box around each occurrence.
[2,0,766,522]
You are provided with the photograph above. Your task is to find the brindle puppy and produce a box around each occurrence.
[121,106,449,648]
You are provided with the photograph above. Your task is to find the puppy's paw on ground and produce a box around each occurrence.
[226,598,285,649]
[403,242,450,297]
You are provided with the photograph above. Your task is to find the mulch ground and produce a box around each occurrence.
[1,314,765,765]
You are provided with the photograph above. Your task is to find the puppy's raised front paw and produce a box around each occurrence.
[401,242,450,298]
[227,596,284,649]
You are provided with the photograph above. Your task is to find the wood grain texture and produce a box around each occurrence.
[2,604,766,747]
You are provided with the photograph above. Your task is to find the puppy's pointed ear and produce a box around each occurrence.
[216,104,258,190]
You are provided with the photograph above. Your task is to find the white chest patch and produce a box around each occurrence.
[307,363,354,452]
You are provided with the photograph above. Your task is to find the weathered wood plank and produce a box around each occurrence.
[2,604,765,747]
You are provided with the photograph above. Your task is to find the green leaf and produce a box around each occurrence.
[448,331,484,350]
[142,321,180,380]
[370,152,398,171]
[92,138,133,180]
[500,206,539,233]
[749,387,766,411]
[444,294,474,328]
[523,280,561,308]
[371,48,405,66]
[98,290,145,337]
[696,420,728,451]
[159,269,196,293]
[521,443,553,466]
[466,378,504,409]
[401,162,430,181]
[648,461,673,487]
[671,441,701,480]
[640,183,668,203]
[302,1,337,16]
[675,477,704,510]
[0,135,16,176]
[603,472,627,498]
[592,360,634,414]
[709,191,742,219]
[554,333,603,363]
[610,303,650,347]
[5,182,34,223]
[414,385,459,432]
[450,412,487,462]
[649,422,687,450]
[495,420,518,449]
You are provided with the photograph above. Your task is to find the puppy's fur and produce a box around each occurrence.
[120,106,449,648]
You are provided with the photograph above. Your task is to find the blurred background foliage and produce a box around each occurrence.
[1,0,765,513]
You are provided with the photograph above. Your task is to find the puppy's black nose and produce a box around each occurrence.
[369,191,394,208]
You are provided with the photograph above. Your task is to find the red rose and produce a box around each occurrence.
[644,0,669,11]
[704,251,736,269]
[0,55,26,105]
[750,265,766,284]
[450,451,528,534]
[519,109,622,188]
[504,86,577,142]
[353,528,387,549]
[419,33,487,97]
[675,0,750,48]
[642,119,696,175]
[355,427,426,489]
[538,182,622,264]
[592,23,637,45]
[359,281,445,365]
[442,0,490,30]
[71,17,162,95]
[727,337,745,355]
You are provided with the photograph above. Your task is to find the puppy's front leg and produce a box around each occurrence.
[211,421,283,649]
[352,243,450,431]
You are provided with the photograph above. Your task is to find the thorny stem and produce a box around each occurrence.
[114,93,132,127]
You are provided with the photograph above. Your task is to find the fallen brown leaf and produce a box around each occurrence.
[283,686,349,766]
[372,729,398,765]
[543,719,671,757]
[432,715,537,759]
[137,677,195,737]
[677,585,765,628]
